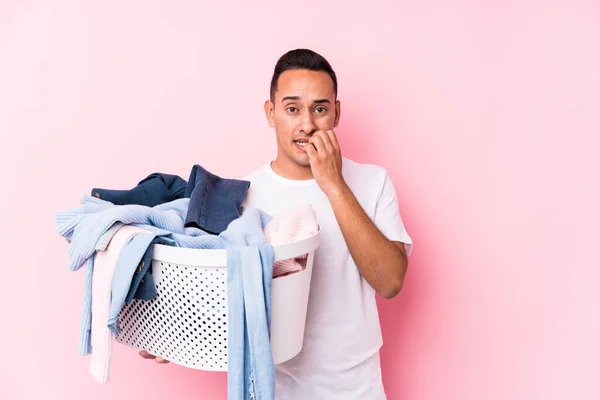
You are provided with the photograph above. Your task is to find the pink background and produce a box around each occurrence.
[1,1,599,399]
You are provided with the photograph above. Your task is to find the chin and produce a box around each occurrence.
[293,155,311,167]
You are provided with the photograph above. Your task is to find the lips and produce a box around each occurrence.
[294,139,309,152]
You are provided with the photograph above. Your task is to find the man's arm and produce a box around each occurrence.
[327,185,408,298]
[307,130,409,299]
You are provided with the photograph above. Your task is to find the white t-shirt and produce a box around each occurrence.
[242,157,413,400]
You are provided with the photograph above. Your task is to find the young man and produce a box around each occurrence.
[241,49,412,399]
[142,49,413,399]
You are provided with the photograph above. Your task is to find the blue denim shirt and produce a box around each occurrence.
[226,245,274,400]
[183,164,250,234]
[107,233,177,335]
[91,173,187,207]
[90,165,250,235]
[223,208,275,400]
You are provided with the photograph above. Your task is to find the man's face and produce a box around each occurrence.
[265,69,341,168]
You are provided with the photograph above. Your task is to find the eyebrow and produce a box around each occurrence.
[281,96,331,104]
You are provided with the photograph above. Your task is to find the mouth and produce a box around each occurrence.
[294,139,310,153]
[294,139,309,148]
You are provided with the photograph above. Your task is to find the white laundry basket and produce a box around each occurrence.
[114,230,320,372]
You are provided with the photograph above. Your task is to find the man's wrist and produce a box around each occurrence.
[324,180,351,200]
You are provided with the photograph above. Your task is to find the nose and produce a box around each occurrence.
[299,109,317,136]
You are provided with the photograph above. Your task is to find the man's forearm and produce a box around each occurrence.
[326,183,408,299]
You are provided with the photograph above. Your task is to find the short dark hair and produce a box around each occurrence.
[270,49,338,102]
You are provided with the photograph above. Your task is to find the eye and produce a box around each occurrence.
[286,107,298,113]
[314,106,327,113]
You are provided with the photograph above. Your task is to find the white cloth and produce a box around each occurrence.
[89,225,147,383]
[242,157,413,400]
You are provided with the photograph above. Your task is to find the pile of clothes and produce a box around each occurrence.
[56,164,318,400]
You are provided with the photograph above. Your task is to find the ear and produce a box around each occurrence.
[264,100,275,127]
[333,99,341,127]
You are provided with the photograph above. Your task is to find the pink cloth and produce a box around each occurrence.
[264,204,319,278]
[89,225,148,384]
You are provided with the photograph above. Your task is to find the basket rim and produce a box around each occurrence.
[151,228,321,267]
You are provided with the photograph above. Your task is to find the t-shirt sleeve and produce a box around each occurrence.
[373,171,413,256]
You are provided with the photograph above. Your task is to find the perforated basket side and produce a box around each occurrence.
[115,261,229,371]
[115,231,320,372]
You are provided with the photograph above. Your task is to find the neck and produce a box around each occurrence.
[271,157,314,180]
